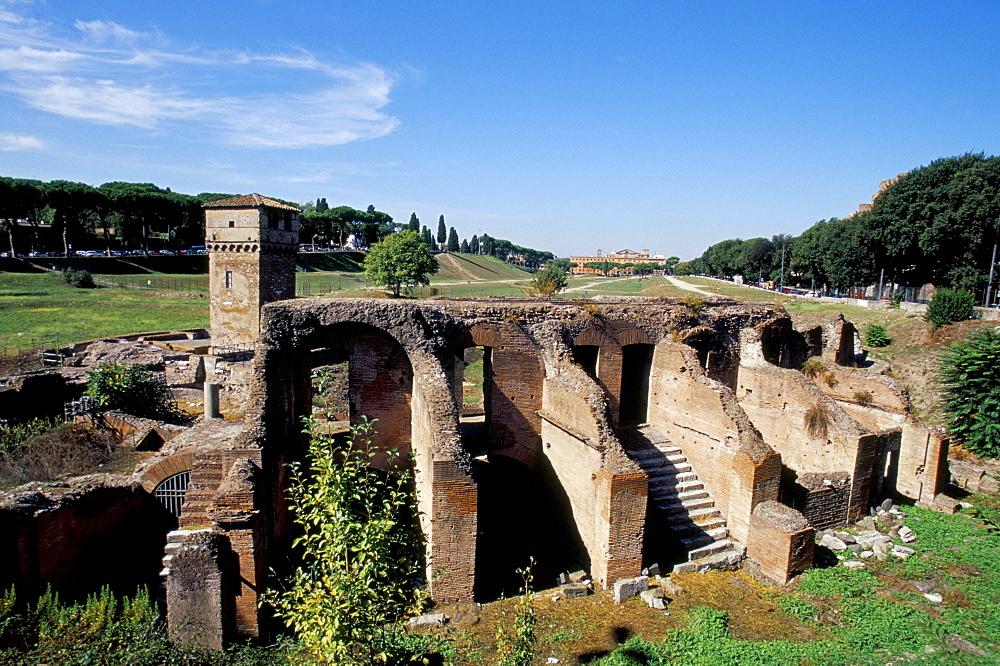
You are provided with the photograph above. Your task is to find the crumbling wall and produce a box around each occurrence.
[0,476,169,600]
[646,341,781,544]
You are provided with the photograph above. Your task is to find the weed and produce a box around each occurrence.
[495,560,537,666]
[823,372,839,387]
[804,404,830,438]
[798,567,882,599]
[853,390,874,406]
[800,357,826,378]
[680,295,704,312]
[777,595,816,623]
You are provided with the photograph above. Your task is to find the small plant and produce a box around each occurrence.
[804,404,830,438]
[800,357,825,378]
[823,372,839,387]
[937,327,1000,458]
[528,264,568,296]
[889,291,905,309]
[680,295,704,312]
[924,287,976,329]
[853,390,874,406]
[61,267,95,288]
[581,303,601,317]
[495,559,537,666]
[864,323,891,348]
[85,363,184,422]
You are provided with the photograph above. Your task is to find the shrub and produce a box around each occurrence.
[61,268,95,289]
[925,287,976,329]
[937,327,1000,457]
[680,295,704,312]
[0,422,118,488]
[864,323,891,348]
[889,291,905,309]
[800,357,825,378]
[853,390,874,406]
[265,417,438,664]
[85,363,184,422]
[0,585,290,664]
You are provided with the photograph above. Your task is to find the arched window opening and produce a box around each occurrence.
[153,471,190,516]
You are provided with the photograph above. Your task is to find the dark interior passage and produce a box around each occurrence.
[619,343,653,425]
[473,455,576,601]
[571,345,600,380]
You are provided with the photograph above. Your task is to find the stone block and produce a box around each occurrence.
[560,583,590,599]
[613,576,648,603]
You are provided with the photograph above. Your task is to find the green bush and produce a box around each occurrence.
[864,323,891,348]
[938,327,1000,457]
[265,417,439,664]
[0,586,291,665]
[925,287,976,329]
[85,363,183,422]
[61,268,95,289]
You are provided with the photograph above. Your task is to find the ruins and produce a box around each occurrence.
[0,195,953,648]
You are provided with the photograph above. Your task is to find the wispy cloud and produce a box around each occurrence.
[0,2,401,148]
[0,132,44,150]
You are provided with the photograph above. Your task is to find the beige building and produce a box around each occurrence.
[203,194,300,348]
[569,248,667,274]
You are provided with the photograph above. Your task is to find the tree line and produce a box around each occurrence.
[679,154,1000,300]
[301,200,555,269]
[0,177,235,258]
[0,179,556,269]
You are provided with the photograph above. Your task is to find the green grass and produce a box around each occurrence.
[597,497,1000,665]
[0,272,208,350]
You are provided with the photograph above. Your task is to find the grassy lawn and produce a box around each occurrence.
[0,272,208,350]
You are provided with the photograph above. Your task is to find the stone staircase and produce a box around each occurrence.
[621,426,745,573]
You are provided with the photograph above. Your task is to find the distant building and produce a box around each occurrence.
[854,173,907,215]
[568,248,667,275]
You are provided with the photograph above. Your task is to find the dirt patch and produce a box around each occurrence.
[423,570,820,664]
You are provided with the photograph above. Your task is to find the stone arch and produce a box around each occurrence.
[138,452,196,493]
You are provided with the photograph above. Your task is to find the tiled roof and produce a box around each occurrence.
[202,193,300,212]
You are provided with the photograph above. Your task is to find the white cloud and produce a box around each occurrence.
[0,3,402,148]
[0,132,44,150]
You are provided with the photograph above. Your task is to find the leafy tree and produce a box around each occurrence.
[45,180,107,256]
[460,239,470,253]
[85,363,183,422]
[407,212,420,233]
[446,227,460,252]
[470,234,480,255]
[529,263,568,296]
[937,327,1000,457]
[925,288,977,329]
[863,154,1000,293]
[316,197,329,212]
[436,215,447,248]
[364,230,439,296]
[266,418,433,664]
[421,225,434,248]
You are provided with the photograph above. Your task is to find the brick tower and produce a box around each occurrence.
[203,194,299,348]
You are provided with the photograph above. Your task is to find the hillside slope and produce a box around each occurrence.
[433,253,532,281]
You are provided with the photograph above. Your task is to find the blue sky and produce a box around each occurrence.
[1,1,998,260]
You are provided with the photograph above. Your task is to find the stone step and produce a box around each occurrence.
[672,543,746,573]
[650,480,703,497]
[666,517,727,534]
[679,527,730,550]
[684,537,734,562]
[659,496,716,515]
[628,448,661,461]
[657,488,709,504]
[664,453,688,464]
[648,472,696,490]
